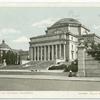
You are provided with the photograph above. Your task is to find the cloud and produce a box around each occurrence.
[0,28,29,50]
[0,28,23,41]
[13,36,29,43]
[32,18,60,28]
[93,24,100,30]
[0,28,21,35]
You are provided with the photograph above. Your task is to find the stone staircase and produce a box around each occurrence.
[37,61,55,70]
[85,53,100,77]
[22,60,56,71]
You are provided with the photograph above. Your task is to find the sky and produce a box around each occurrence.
[0,7,100,50]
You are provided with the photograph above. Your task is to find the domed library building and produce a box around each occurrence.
[29,18,100,63]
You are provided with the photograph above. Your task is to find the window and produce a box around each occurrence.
[72,45,73,50]
[72,51,74,59]
[71,37,73,40]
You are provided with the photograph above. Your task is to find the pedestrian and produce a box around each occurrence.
[68,70,72,77]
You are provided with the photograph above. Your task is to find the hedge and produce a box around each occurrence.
[48,64,67,70]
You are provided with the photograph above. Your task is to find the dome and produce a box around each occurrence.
[0,40,11,50]
[51,18,81,28]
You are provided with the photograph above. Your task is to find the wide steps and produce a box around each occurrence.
[22,60,55,70]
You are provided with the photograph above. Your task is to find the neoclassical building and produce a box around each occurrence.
[0,40,29,65]
[29,18,93,62]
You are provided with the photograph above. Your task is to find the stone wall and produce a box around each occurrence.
[78,45,100,77]
[78,45,86,77]
[85,53,100,77]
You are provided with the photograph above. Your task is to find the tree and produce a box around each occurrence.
[2,50,19,65]
[18,55,21,65]
[87,43,100,60]
[68,59,78,72]
[64,59,78,73]
[2,51,6,63]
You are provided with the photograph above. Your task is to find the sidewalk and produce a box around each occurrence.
[0,74,100,82]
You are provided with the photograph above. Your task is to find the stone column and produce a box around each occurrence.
[41,46,42,61]
[64,44,66,61]
[52,45,54,60]
[34,47,36,61]
[33,47,35,61]
[32,47,34,61]
[29,47,33,61]
[31,47,33,61]
[48,45,50,61]
[56,44,58,59]
[78,44,86,77]
[59,44,62,59]
[44,46,46,61]
[37,46,39,61]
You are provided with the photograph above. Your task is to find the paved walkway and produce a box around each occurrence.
[0,70,31,72]
[0,69,63,72]
[0,74,100,82]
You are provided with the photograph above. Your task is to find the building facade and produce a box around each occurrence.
[82,33,100,45]
[29,18,91,62]
[0,40,11,58]
[0,40,29,65]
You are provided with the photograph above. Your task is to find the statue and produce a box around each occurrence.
[3,59,6,66]
[68,70,72,77]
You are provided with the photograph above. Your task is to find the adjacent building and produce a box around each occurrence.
[0,40,29,65]
[82,33,100,45]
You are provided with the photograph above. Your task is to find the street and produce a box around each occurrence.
[0,74,99,91]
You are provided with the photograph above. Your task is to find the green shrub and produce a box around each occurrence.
[69,63,78,72]
[64,59,78,72]
[87,43,100,61]
[63,66,69,72]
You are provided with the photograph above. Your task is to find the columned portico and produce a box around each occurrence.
[30,44,66,61]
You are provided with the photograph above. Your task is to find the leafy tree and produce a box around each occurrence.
[87,43,100,60]
[17,55,19,64]
[64,59,78,72]
[1,50,20,65]
[2,51,6,63]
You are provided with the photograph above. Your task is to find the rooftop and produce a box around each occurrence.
[50,18,81,28]
[0,40,11,50]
